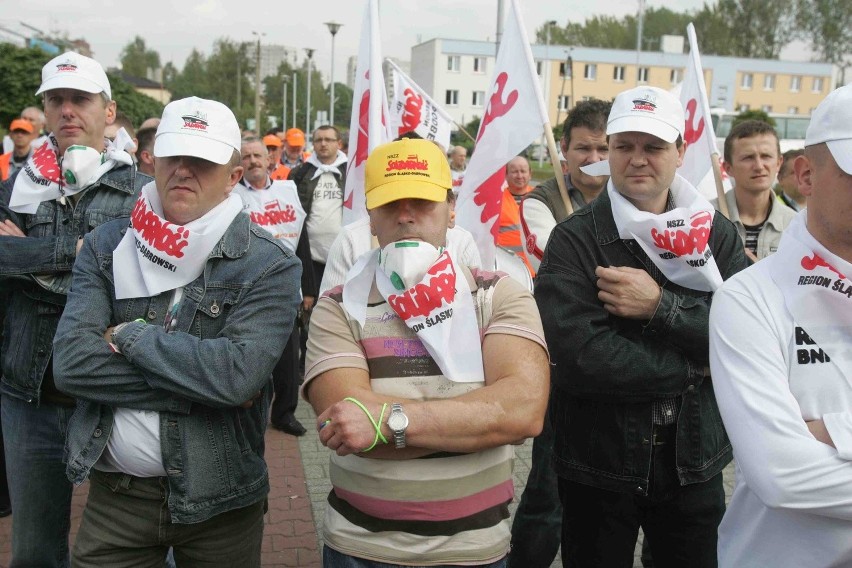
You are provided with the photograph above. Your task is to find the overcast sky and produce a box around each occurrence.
[7,0,737,80]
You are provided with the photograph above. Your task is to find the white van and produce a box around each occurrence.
[711,110,808,153]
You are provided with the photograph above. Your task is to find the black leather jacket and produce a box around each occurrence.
[535,188,747,495]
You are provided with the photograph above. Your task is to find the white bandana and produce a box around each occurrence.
[770,212,852,382]
[234,180,305,252]
[342,246,484,383]
[10,128,134,214]
[609,174,723,292]
[307,150,347,180]
[112,182,243,299]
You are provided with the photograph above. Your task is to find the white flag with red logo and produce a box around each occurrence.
[455,0,547,269]
[343,0,392,226]
[677,23,727,199]
[387,60,453,151]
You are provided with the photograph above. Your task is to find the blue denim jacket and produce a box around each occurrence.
[536,189,747,495]
[53,212,301,523]
[0,166,148,402]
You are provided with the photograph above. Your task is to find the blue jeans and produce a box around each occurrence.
[508,408,561,568]
[1,396,75,568]
[323,545,508,568]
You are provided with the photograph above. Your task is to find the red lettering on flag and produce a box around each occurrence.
[684,99,704,145]
[801,253,847,280]
[651,211,712,257]
[399,88,423,136]
[131,197,190,258]
[387,253,457,320]
[477,72,518,143]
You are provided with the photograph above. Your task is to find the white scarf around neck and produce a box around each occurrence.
[307,150,347,180]
[342,247,484,383]
[10,128,134,214]
[769,212,852,382]
[112,181,243,299]
[609,174,723,292]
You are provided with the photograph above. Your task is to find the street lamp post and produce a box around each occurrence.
[282,76,289,130]
[325,22,342,126]
[292,72,298,131]
[304,48,315,134]
[252,31,266,133]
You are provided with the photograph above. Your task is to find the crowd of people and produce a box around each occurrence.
[0,49,850,568]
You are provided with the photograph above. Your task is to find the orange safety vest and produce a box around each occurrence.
[270,163,291,181]
[0,152,11,181]
[497,187,535,277]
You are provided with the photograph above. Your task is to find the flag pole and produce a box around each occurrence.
[453,122,477,143]
[711,153,729,218]
[543,124,572,215]
[686,23,729,218]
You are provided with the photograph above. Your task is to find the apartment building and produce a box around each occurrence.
[410,38,836,129]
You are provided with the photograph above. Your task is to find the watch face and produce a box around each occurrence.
[388,412,407,431]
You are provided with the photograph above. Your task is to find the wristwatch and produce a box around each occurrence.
[387,403,409,449]
[110,322,130,344]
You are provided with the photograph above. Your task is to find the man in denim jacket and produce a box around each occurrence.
[536,86,747,567]
[0,52,148,567]
[52,97,301,567]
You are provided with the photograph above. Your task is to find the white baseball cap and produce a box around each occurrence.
[805,84,852,175]
[36,52,112,99]
[154,97,241,165]
[607,86,684,144]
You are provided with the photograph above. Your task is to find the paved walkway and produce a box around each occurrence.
[0,400,734,567]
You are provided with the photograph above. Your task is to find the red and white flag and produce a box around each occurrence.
[455,0,548,269]
[343,0,392,226]
[677,23,728,199]
[387,59,453,151]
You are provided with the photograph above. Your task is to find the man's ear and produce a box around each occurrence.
[793,154,813,197]
[104,100,117,126]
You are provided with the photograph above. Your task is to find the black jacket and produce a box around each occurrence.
[287,159,348,217]
[535,188,747,495]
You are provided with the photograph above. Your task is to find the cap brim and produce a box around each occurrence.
[36,76,108,97]
[607,116,680,143]
[366,181,448,210]
[827,139,852,175]
[154,133,236,165]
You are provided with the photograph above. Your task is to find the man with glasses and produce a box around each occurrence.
[288,125,347,289]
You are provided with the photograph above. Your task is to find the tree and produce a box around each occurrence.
[795,0,852,84]
[107,72,164,127]
[712,0,795,58]
[0,44,50,128]
[120,36,161,79]
[732,109,776,128]
[331,82,353,130]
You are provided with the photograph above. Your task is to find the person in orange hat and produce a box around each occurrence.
[0,119,37,181]
[281,128,309,169]
[263,134,290,180]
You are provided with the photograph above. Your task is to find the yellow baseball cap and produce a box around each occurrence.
[365,138,451,210]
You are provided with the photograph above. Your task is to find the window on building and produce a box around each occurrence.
[637,67,649,83]
[445,90,459,106]
[584,64,597,80]
[787,106,799,115]
[613,66,625,82]
[473,57,487,74]
[472,91,485,107]
[447,56,460,72]
[812,77,824,92]
[670,68,683,84]
[559,61,572,77]
[790,75,801,92]
[737,103,750,112]
[763,74,775,90]
[761,104,773,113]
[741,73,753,89]
[558,95,571,111]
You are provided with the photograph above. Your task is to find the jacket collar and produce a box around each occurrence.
[590,188,621,245]
[209,212,251,260]
[95,164,140,195]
